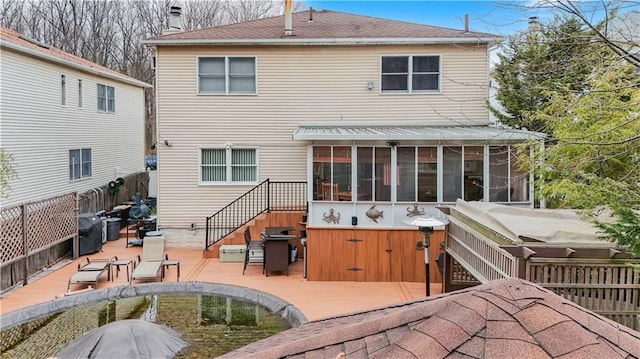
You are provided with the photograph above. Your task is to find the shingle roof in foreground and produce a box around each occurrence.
[219,278,640,359]
[144,10,496,44]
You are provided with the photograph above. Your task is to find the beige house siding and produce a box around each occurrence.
[155,43,489,233]
[0,48,146,207]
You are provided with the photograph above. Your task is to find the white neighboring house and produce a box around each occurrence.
[0,27,151,207]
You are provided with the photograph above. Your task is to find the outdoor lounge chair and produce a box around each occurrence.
[130,236,167,284]
[67,257,114,292]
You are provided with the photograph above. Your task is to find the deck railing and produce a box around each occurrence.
[447,216,518,283]
[205,179,307,250]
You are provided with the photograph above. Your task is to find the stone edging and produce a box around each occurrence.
[1,281,308,330]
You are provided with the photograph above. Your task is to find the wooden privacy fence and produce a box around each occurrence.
[1,193,77,290]
[527,259,640,330]
[77,171,149,214]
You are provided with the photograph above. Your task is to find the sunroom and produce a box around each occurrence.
[295,124,543,229]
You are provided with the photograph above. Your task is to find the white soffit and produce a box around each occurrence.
[292,126,544,142]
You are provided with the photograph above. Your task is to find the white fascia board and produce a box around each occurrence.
[1,40,152,88]
[142,37,498,46]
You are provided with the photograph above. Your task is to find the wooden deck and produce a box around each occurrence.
[0,229,439,321]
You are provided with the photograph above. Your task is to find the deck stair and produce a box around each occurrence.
[203,179,307,258]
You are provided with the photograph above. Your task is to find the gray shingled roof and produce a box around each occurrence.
[219,278,640,359]
[144,10,497,45]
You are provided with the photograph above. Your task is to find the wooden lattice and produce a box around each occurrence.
[25,194,77,253]
[1,205,24,264]
[1,193,76,265]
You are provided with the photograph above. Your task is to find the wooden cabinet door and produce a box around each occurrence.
[307,229,356,281]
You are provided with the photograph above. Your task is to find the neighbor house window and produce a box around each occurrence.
[97,84,115,112]
[69,148,92,180]
[78,79,83,108]
[198,57,256,94]
[61,74,67,105]
[200,147,257,184]
[381,55,440,93]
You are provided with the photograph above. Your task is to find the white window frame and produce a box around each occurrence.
[69,148,92,181]
[197,56,257,95]
[97,83,115,112]
[60,74,67,106]
[199,146,259,185]
[380,55,441,93]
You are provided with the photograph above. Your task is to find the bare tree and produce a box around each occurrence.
[181,0,227,30]
[0,0,26,30]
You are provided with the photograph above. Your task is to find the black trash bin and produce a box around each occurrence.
[79,213,103,255]
[106,218,121,241]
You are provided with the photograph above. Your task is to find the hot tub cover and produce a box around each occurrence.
[55,319,189,358]
[452,199,611,246]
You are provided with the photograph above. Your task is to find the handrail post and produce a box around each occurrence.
[205,217,210,249]
[266,179,271,212]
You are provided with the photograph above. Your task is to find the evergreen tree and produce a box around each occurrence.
[491,17,594,132]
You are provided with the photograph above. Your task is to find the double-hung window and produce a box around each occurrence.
[200,147,257,184]
[381,55,440,93]
[69,148,92,180]
[198,57,256,94]
[97,84,115,112]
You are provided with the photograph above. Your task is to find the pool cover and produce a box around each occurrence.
[54,319,189,358]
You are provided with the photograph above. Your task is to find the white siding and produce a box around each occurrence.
[155,44,490,228]
[0,49,146,207]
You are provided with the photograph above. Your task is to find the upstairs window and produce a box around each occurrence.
[69,148,92,180]
[97,84,115,112]
[200,147,258,184]
[381,55,440,93]
[198,57,256,95]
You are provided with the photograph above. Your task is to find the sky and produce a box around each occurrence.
[304,1,550,36]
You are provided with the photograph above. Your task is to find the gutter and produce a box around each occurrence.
[1,40,152,88]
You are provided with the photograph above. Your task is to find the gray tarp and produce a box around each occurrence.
[55,319,189,359]
[453,199,611,246]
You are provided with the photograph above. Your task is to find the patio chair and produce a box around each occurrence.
[243,229,264,275]
[130,236,168,284]
[322,182,339,201]
[67,257,114,292]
